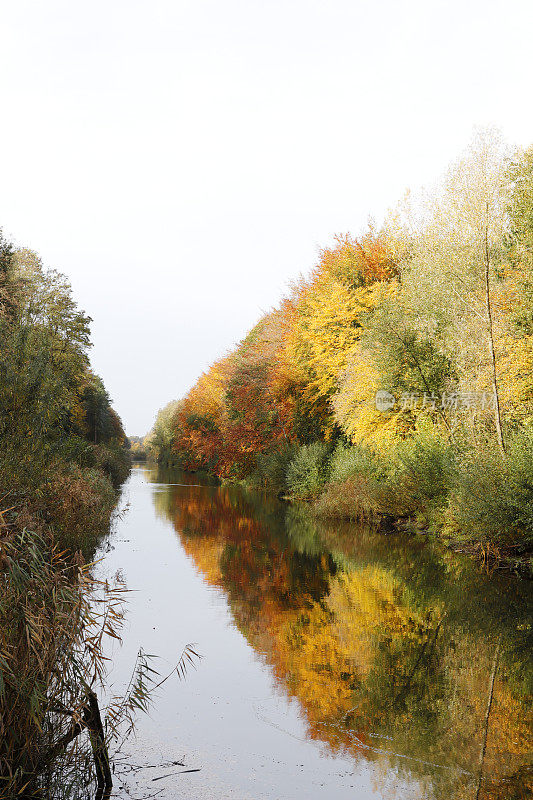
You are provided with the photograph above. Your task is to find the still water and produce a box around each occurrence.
[99,464,532,800]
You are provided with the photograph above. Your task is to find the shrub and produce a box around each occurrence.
[444,430,533,550]
[328,441,387,485]
[393,421,455,509]
[315,473,408,522]
[388,421,457,530]
[315,474,381,522]
[316,442,393,521]
[286,441,332,498]
[316,425,455,526]
[250,444,299,494]
[40,464,117,556]
[93,442,131,490]
[54,435,95,468]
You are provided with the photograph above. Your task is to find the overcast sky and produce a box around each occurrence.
[1,0,532,434]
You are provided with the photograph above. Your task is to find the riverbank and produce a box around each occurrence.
[146,138,533,572]
[0,450,130,797]
[0,232,131,797]
[283,431,533,577]
[154,441,533,578]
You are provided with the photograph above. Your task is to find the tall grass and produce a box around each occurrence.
[0,526,113,798]
[0,516,188,799]
[40,463,117,557]
[0,444,130,795]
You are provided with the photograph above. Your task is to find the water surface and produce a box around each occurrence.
[99,464,532,799]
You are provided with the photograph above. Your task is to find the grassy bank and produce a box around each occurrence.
[255,427,533,571]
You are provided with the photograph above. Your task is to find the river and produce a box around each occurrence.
[97,464,532,800]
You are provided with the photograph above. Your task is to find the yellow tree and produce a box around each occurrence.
[285,232,397,436]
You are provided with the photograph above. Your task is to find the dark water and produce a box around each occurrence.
[99,464,532,799]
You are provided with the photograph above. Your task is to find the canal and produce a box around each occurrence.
[97,464,532,799]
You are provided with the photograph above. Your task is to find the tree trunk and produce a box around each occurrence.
[483,207,505,456]
[475,635,501,800]
[86,689,113,797]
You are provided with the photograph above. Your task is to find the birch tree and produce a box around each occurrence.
[396,128,514,453]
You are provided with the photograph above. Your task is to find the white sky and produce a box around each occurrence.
[1,0,532,434]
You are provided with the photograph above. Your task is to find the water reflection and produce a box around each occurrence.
[147,465,532,800]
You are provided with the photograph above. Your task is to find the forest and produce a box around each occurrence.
[147,131,533,569]
[0,236,130,795]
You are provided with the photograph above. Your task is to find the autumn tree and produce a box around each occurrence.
[392,130,514,452]
[285,230,398,438]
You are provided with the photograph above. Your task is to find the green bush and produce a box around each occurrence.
[315,471,410,523]
[315,474,383,522]
[328,441,387,485]
[250,444,299,494]
[286,441,332,498]
[93,442,132,490]
[389,421,457,530]
[394,422,455,506]
[52,434,95,467]
[444,430,533,550]
[315,425,455,526]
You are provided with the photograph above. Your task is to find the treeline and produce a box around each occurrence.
[0,234,130,795]
[128,435,148,460]
[148,131,533,562]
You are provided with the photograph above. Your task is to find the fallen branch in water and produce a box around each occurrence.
[152,768,202,781]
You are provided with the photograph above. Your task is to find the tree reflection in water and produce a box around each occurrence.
[149,467,532,800]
